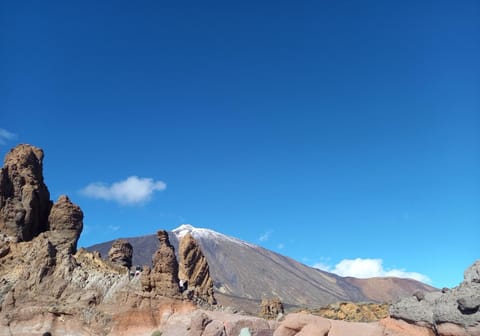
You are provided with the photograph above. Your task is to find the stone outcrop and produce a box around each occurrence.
[0,144,52,242]
[309,302,389,322]
[178,232,216,304]
[259,298,284,320]
[108,239,133,269]
[390,260,480,336]
[47,195,83,254]
[142,230,180,297]
[1,144,476,336]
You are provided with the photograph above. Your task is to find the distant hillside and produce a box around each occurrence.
[87,225,436,313]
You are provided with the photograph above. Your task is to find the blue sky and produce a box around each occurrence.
[1,1,479,288]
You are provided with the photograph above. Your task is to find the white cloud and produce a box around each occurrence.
[259,230,273,242]
[0,128,17,145]
[81,176,166,205]
[314,258,430,283]
[277,243,285,249]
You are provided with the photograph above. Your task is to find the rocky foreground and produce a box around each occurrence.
[0,144,478,336]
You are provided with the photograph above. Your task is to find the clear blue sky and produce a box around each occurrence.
[1,1,479,288]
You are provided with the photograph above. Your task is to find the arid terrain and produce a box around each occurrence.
[0,144,478,336]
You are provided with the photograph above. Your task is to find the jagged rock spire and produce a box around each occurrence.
[179,232,216,304]
[0,144,52,241]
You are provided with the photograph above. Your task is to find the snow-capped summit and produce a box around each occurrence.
[172,224,255,247]
[88,226,436,314]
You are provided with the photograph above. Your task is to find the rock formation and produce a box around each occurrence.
[0,144,52,242]
[178,232,216,304]
[142,230,180,297]
[47,195,83,254]
[308,302,389,322]
[259,298,284,320]
[0,144,477,336]
[108,239,133,269]
[390,260,480,335]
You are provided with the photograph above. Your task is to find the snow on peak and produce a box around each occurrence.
[172,224,256,248]
[173,224,197,238]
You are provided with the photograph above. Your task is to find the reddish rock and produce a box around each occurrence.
[380,318,435,336]
[435,323,469,336]
[273,312,331,336]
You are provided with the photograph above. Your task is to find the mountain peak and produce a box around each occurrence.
[173,224,196,236]
[172,224,255,248]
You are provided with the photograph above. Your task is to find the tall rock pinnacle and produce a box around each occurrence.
[178,232,216,304]
[0,144,52,241]
[142,230,180,296]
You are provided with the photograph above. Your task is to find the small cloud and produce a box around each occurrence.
[313,258,430,283]
[0,128,17,145]
[259,230,273,242]
[108,225,120,232]
[81,176,166,205]
[277,243,285,249]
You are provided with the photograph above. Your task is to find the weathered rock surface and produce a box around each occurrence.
[108,239,133,269]
[259,298,284,320]
[142,230,180,297]
[465,260,480,283]
[0,144,52,242]
[309,302,389,322]
[46,195,83,254]
[390,260,480,335]
[179,232,216,304]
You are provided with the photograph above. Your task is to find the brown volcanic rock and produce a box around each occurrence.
[178,232,216,304]
[260,298,284,320]
[108,239,133,269]
[46,195,83,254]
[0,144,52,242]
[143,230,180,297]
[311,302,388,322]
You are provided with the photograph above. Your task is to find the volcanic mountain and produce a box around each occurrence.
[87,224,435,313]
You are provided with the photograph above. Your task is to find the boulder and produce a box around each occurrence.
[390,260,480,335]
[273,312,331,336]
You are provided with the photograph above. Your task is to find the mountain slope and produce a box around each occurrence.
[87,225,435,312]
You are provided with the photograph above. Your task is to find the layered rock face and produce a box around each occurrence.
[390,260,480,335]
[108,239,133,269]
[0,144,52,242]
[141,230,180,296]
[179,232,216,304]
